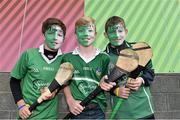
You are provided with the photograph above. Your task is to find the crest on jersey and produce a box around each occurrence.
[96,67,102,77]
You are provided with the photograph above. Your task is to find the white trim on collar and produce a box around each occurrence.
[39,44,62,64]
[72,47,101,63]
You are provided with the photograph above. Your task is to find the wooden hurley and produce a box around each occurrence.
[63,48,139,119]
[129,42,153,79]
[113,42,153,97]
[132,42,153,67]
[29,62,74,112]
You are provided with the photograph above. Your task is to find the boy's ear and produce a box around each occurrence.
[125,28,128,34]
[95,31,97,35]
[43,33,46,37]
[104,32,108,38]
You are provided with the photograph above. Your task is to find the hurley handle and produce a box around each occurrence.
[29,100,40,112]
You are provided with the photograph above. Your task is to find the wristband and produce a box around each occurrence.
[18,104,26,110]
[18,104,29,110]
[26,104,30,107]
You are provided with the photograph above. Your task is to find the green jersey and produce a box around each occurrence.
[106,41,155,119]
[11,45,63,119]
[62,48,110,112]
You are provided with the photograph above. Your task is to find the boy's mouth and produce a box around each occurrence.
[113,38,121,41]
[52,42,60,45]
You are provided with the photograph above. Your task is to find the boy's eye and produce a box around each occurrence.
[47,29,55,34]
[47,31,54,34]
[78,29,84,32]
[58,34,62,36]
[49,28,55,32]
[117,29,123,33]
[88,29,93,32]
[108,30,116,34]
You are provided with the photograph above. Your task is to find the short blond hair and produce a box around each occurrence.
[75,16,95,27]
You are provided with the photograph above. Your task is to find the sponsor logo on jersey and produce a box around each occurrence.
[83,67,92,71]
[43,66,55,71]
[78,81,97,96]
[33,79,50,90]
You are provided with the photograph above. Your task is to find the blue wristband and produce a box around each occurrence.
[18,104,26,110]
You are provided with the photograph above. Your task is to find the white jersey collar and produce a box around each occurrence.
[39,44,62,64]
[72,47,101,63]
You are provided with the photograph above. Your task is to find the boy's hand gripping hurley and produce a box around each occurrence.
[64,49,139,119]
[29,62,74,112]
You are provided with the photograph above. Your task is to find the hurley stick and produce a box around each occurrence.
[29,62,74,112]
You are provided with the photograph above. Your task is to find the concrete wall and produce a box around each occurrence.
[0,73,180,119]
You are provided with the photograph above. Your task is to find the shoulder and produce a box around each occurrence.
[18,48,39,61]
[19,48,34,57]
[99,51,110,58]
[98,51,110,62]
[125,41,136,48]
[25,48,39,57]
[25,48,39,54]
[96,48,109,57]
[63,52,73,57]
[62,52,74,60]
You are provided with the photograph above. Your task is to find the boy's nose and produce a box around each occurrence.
[116,31,121,38]
[84,32,90,37]
[84,34,88,37]
[54,33,59,39]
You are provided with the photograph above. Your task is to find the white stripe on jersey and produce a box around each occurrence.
[143,87,154,113]
[72,77,99,85]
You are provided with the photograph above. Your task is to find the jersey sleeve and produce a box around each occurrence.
[140,60,155,86]
[10,51,29,80]
[10,77,23,103]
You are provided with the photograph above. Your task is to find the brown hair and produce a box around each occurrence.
[105,16,126,33]
[42,18,66,36]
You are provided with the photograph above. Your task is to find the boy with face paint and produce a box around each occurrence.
[104,16,155,119]
[10,18,66,119]
[63,16,115,119]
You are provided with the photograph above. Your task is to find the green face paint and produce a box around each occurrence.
[44,25,64,50]
[107,24,126,46]
[76,24,95,47]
